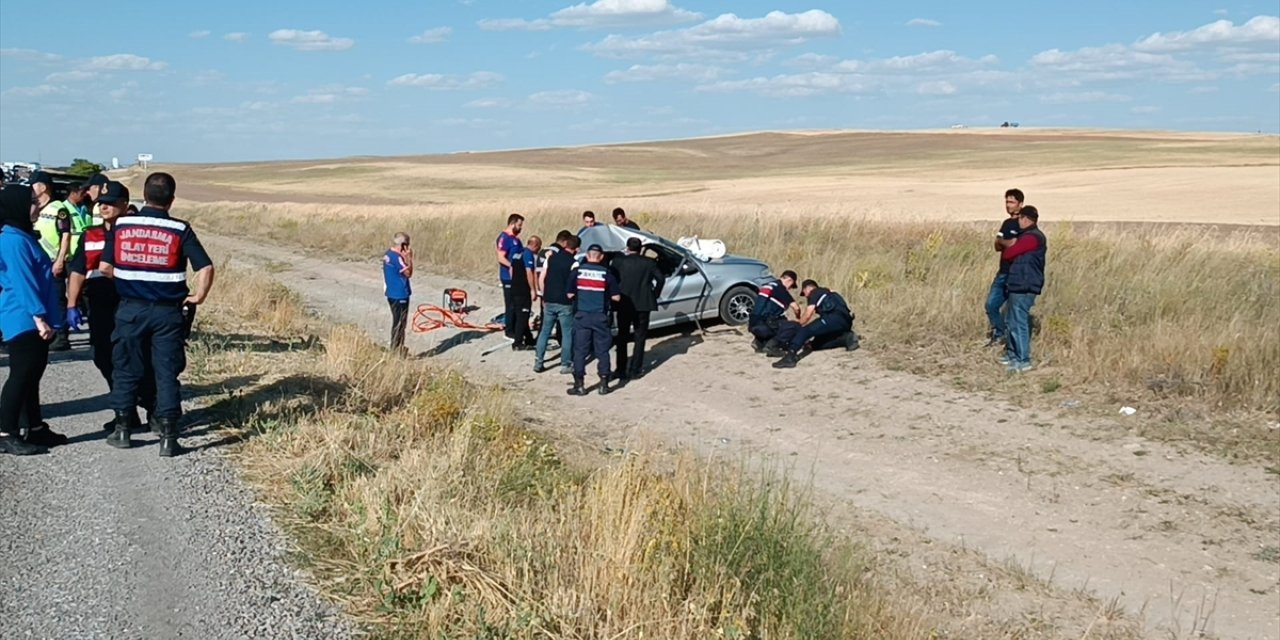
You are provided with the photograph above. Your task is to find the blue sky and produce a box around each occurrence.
[1,1,1277,164]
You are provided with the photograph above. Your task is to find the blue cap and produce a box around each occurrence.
[587,243,604,252]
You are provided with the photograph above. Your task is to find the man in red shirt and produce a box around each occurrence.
[998,206,1046,372]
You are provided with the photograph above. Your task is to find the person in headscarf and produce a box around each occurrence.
[0,184,66,454]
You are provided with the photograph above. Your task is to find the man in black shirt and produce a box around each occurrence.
[612,207,640,230]
[611,236,664,381]
[985,188,1023,346]
[534,234,579,374]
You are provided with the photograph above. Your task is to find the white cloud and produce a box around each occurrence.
[528,89,595,105]
[1188,85,1219,94]
[836,50,999,74]
[701,72,870,98]
[1134,15,1279,52]
[0,48,62,62]
[269,29,355,52]
[292,94,338,104]
[465,98,512,108]
[1,84,68,98]
[585,9,840,59]
[388,71,504,89]
[45,70,95,83]
[906,18,942,28]
[1039,91,1132,104]
[916,80,956,95]
[189,30,212,39]
[604,63,721,83]
[787,52,838,68]
[408,27,452,44]
[699,49,1004,98]
[1131,105,1161,114]
[480,0,701,31]
[224,32,250,42]
[291,87,368,104]
[1030,44,1204,82]
[81,54,167,71]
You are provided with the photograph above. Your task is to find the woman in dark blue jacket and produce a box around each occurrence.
[0,185,66,454]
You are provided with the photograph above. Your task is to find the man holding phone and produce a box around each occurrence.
[383,232,414,354]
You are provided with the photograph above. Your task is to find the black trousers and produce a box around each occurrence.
[52,275,69,342]
[0,331,49,434]
[502,284,533,346]
[388,298,410,350]
[86,282,118,384]
[615,304,651,377]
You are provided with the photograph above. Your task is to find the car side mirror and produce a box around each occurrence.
[679,261,699,276]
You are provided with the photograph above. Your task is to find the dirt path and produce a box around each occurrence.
[207,233,1280,639]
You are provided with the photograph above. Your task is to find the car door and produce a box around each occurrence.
[648,246,709,327]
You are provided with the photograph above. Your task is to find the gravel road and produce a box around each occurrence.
[0,340,355,639]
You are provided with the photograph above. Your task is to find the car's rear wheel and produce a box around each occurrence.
[718,285,755,326]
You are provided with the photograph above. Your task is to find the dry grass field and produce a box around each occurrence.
[155,129,1280,458]
[165,129,1279,638]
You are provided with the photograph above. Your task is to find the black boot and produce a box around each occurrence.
[49,331,71,352]
[566,378,587,396]
[844,331,861,352]
[751,338,765,353]
[106,412,135,449]
[598,376,612,396]
[772,351,799,369]
[764,340,787,358]
[156,417,185,458]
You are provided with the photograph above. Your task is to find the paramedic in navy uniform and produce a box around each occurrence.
[99,172,215,457]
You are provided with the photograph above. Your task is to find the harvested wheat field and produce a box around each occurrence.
[130,129,1280,639]
[167,128,1280,225]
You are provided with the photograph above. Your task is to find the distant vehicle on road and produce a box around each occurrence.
[578,224,774,330]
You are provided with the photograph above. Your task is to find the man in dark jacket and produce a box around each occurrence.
[611,237,665,381]
[999,206,1046,372]
[985,188,1024,346]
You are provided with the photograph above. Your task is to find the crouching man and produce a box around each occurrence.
[748,269,800,354]
[773,279,857,369]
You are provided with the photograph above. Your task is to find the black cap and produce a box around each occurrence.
[86,174,110,188]
[625,237,642,252]
[29,170,53,187]
[587,243,604,253]
[1020,205,1039,221]
[97,181,130,204]
[781,270,798,285]
[801,279,818,291]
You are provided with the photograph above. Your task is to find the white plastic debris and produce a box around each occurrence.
[678,236,727,261]
[1119,406,1138,416]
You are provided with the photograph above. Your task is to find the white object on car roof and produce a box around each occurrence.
[678,236,726,261]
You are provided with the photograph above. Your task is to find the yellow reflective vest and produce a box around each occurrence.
[35,201,90,260]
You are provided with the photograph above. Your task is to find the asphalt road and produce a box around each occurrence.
[0,336,353,639]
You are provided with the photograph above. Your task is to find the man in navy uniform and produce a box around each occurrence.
[773,280,855,369]
[100,172,215,456]
[566,243,620,396]
[748,269,800,355]
[66,181,157,430]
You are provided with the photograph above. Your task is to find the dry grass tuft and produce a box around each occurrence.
[192,268,937,639]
